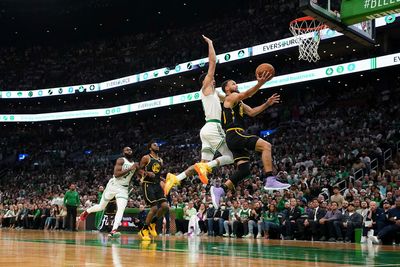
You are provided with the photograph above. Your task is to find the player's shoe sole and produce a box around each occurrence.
[164,173,179,196]
[194,163,210,184]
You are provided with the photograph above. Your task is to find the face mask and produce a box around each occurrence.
[221,206,226,210]
[209,204,213,208]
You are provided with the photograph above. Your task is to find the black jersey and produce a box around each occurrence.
[143,154,162,182]
[222,101,245,130]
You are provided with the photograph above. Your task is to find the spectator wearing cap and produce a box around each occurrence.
[331,187,345,209]
[371,198,400,244]
[333,202,363,242]
[359,189,368,201]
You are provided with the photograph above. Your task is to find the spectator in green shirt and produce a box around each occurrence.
[64,183,80,231]
[262,204,280,239]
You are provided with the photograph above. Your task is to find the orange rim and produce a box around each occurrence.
[289,16,327,31]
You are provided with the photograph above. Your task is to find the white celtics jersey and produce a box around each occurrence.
[112,157,135,186]
[201,89,221,121]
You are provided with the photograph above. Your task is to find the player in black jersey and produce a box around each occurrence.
[210,72,290,208]
[138,141,169,241]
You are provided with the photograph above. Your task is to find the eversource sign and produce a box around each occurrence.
[1,52,399,122]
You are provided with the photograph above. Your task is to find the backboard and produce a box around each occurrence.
[299,0,376,45]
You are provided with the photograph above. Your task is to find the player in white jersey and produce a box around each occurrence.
[163,35,234,195]
[79,147,138,237]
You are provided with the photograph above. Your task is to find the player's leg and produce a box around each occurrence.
[148,185,168,237]
[80,186,112,221]
[255,138,290,190]
[109,191,129,237]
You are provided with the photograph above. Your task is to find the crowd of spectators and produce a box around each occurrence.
[1,76,400,244]
[0,0,298,92]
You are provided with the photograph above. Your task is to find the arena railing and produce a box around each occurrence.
[0,14,398,99]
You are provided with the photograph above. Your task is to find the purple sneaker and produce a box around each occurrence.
[264,176,290,191]
[211,186,225,209]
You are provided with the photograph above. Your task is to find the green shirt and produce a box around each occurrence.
[239,208,251,220]
[64,190,80,207]
[262,211,279,224]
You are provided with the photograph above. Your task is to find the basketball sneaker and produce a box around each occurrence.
[139,228,151,241]
[148,223,157,237]
[108,230,121,238]
[79,210,89,221]
[210,186,225,209]
[194,163,211,184]
[264,176,290,191]
[164,173,180,196]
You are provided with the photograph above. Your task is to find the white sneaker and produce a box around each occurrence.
[360,236,367,243]
[175,231,183,236]
[244,233,253,238]
[256,234,262,239]
[223,233,229,237]
[230,233,236,238]
[369,236,380,244]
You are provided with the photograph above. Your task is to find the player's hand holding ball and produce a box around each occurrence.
[256,63,275,84]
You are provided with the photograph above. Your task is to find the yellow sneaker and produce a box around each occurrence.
[164,173,180,196]
[148,223,157,237]
[139,228,151,241]
[194,163,211,184]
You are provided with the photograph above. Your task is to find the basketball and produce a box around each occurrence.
[255,63,275,78]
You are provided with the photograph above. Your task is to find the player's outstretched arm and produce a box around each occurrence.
[201,35,216,90]
[237,71,273,101]
[242,93,280,117]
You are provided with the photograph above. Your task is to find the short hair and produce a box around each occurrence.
[198,73,207,86]
[333,186,340,190]
[221,80,232,93]
[331,201,338,206]
[147,140,155,150]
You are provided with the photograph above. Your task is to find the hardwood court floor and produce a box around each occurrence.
[0,229,399,267]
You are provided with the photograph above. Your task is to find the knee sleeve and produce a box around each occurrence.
[230,162,250,186]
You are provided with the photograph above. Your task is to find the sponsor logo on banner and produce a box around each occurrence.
[68,87,74,93]
[326,68,334,76]
[238,50,245,58]
[143,73,149,80]
[6,92,11,97]
[78,86,85,92]
[153,71,159,77]
[348,64,356,71]
[187,62,192,69]
[336,66,344,73]
[175,65,181,72]
[48,89,53,95]
[194,92,200,99]
[164,68,170,75]
[187,94,192,101]
[17,92,22,97]
[199,60,205,67]
[28,91,33,97]
[137,100,161,110]
[58,88,63,94]
[38,90,43,96]
[105,78,131,88]
[224,54,231,61]
[89,85,95,91]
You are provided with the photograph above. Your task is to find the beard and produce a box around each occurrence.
[124,153,133,159]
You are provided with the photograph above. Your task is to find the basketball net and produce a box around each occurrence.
[289,16,327,63]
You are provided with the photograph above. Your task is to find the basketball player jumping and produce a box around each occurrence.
[138,141,169,241]
[163,35,235,195]
[79,147,138,237]
[210,79,290,208]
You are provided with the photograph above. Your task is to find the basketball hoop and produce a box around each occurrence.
[289,16,328,63]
